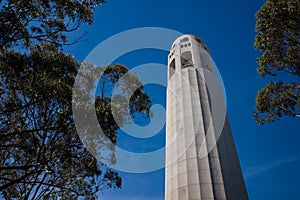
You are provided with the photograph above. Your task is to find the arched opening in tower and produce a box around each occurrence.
[169,59,175,78]
[181,51,193,68]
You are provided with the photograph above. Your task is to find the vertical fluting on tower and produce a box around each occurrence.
[165,35,248,200]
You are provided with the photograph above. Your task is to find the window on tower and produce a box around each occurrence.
[181,51,193,68]
[181,37,189,42]
[196,37,202,44]
[169,59,175,78]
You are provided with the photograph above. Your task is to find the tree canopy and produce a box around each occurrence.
[253,0,300,124]
[0,0,152,199]
[0,0,106,49]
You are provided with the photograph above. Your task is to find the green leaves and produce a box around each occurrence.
[0,0,153,198]
[0,45,126,199]
[0,44,153,198]
[0,0,106,49]
[255,0,299,76]
[254,81,300,124]
[254,0,300,124]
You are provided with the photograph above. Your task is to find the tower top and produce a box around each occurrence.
[170,34,210,54]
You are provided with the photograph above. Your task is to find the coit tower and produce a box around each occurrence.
[165,34,248,200]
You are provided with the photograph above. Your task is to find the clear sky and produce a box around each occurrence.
[66,0,300,199]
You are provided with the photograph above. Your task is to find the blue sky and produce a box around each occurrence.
[66,0,300,199]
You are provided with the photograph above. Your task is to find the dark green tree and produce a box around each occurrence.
[253,0,300,124]
[0,0,152,199]
[0,45,151,199]
[0,0,106,49]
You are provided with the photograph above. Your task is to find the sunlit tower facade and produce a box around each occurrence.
[165,34,248,200]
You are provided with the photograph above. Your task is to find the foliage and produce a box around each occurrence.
[0,0,106,49]
[0,44,122,199]
[73,62,152,164]
[0,0,152,199]
[253,0,300,124]
[95,64,152,144]
[0,43,152,199]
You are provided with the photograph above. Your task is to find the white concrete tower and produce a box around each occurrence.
[165,34,248,200]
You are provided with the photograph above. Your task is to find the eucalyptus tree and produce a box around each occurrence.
[253,0,300,124]
[0,0,152,199]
